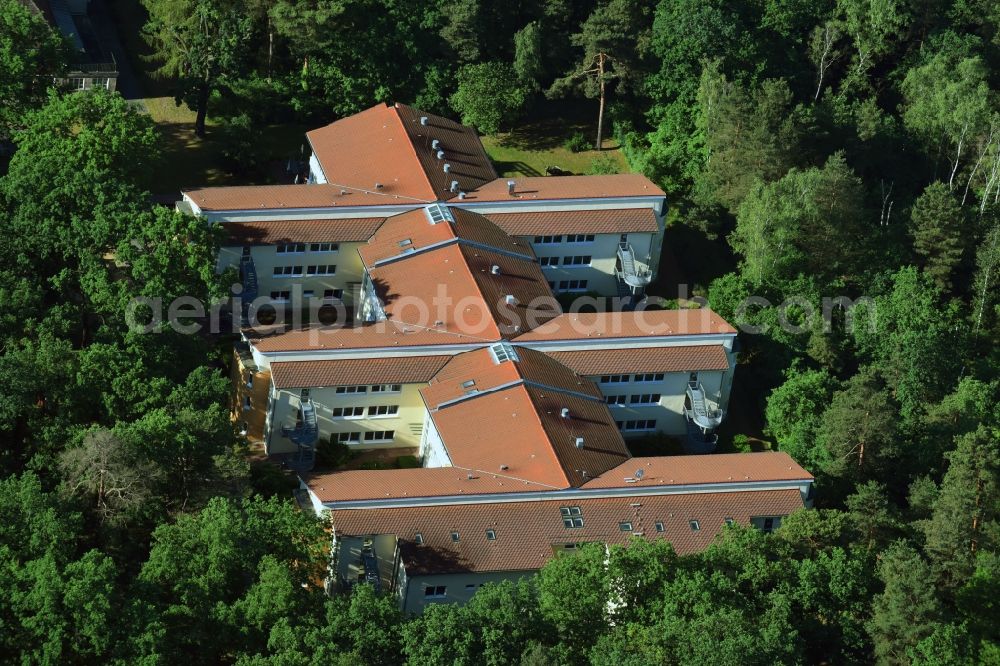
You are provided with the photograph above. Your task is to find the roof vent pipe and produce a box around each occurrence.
[431,139,440,150]
[575,437,585,449]
[507,180,516,195]
[420,116,428,125]
[458,191,467,199]
[505,294,517,306]
[443,163,451,173]
[449,180,459,192]
[560,407,570,419]
[436,149,445,160]
[490,265,501,275]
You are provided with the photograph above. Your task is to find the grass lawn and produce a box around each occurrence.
[481,107,630,177]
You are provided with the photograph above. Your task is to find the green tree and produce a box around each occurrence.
[450,61,528,134]
[537,543,609,660]
[0,0,67,137]
[513,21,545,91]
[141,0,253,136]
[846,480,899,553]
[766,366,840,468]
[910,182,967,290]
[869,541,943,666]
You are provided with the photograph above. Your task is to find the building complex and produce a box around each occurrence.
[180,102,813,612]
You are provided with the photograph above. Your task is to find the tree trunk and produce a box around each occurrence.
[595,53,606,151]
[195,81,210,138]
[267,17,274,81]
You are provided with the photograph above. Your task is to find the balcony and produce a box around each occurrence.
[683,381,724,454]
[616,243,653,291]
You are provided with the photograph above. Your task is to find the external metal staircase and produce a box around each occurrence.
[616,243,653,296]
[239,255,259,326]
[683,381,725,454]
[281,399,318,471]
[361,543,382,593]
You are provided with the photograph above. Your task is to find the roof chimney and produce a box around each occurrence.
[504,294,517,306]
[560,407,570,419]
[507,180,516,195]
[490,265,501,275]
[431,139,440,150]
[575,437,585,449]
[420,116,428,126]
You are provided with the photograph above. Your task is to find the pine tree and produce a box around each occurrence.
[910,182,966,291]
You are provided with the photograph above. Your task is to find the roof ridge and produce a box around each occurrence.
[450,243,504,339]
[391,104,440,202]
[521,385,574,489]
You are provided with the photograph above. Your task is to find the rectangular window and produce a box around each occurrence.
[633,373,665,383]
[337,432,361,443]
[414,532,423,544]
[762,517,775,533]
[370,384,402,393]
[309,242,339,252]
[622,419,657,432]
[68,77,86,90]
[554,279,588,292]
[605,395,627,407]
[363,430,394,442]
[560,506,584,528]
[323,289,344,300]
[332,406,364,418]
[272,265,304,277]
[335,386,367,394]
[562,255,592,267]
[599,375,629,384]
[486,529,496,541]
[618,522,633,532]
[450,532,460,542]
[724,517,735,527]
[538,256,559,267]
[276,243,306,254]
[655,521,665,532]
[269,291,290,301]
[689,520,701,531]
[565,234,596,243]
[242,395,251,411]
[629,393,661,405]
[368,405,399,418]
[91,77,111,90]
[306,264,336,275]
[424,585,447,598]
[532,235,563,244]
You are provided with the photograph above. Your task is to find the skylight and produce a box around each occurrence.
[489,342,519,365]
[424,203,454,225]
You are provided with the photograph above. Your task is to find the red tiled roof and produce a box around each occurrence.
[248,320,497,353]
[306,103,496,202]
[483,208,660,236]
[368,243,559,341]
[306,467,555,503]
[548,345,731,376]
[359,206,532,267]
[330,489,805,573]
[462,174,665,202]
[184,183,418,211]
[271,356,451,389]
[222,218,385,245]
[583,452,813,489]
[513,309,737,342]
[421,347,628,489]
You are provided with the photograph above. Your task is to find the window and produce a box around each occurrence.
[538,256,559,267]
[300,389,310,399]
[323,289,344,300]
[332,406,364,418]
[368,405,399,418]
[242,396,251,411]
[451,532,460,542]
[622,419,657,431]
[629,393,661,405]
[486,529,496,541]
[68,77,86,90]
[655,521,665,532]
[560,506,584,528]
[398,239,412,247]
[363,430,394,442]
[414,532,423,544]
[618,522,633,532]
[562,255,591,266]
[302,290,314,298]
[309,242,339,252]
[599,374,629,384]
[762,517,775,533]
[273,265,304,277]
[424,585,447,598]
[489,342,519,364]
[724,517,735,527]
[335,385,367,394]
[533,235,562,244]
[370,384,402,393]
[689,520,701,531]
[689,372,699,383]
[91,77,111,90]
[565,234,595,243]
[276,243,305,254]
[555,279,587,292]
[605,395,627,407]
[270,291,290,301]
[337,432,361,443]
[306,264,336,275]
[634,373,665,383]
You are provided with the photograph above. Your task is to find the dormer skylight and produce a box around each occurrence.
[424,203,454,225]
[489,342,519,365]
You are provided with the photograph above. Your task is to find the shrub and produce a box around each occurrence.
[731,434,753,453]
[564,132,590,153]
[588,153,620,174]
[397,455,420,469]
[316,437,352,468]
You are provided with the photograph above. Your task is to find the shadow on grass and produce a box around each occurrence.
[491,161,545,177]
